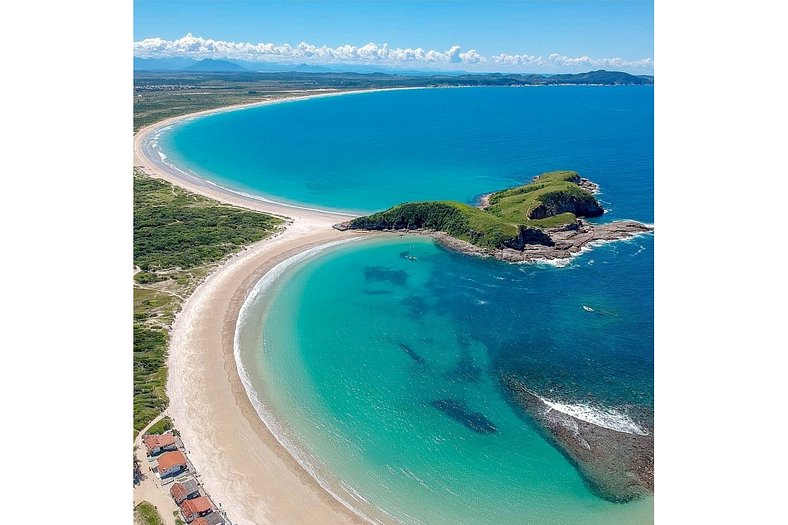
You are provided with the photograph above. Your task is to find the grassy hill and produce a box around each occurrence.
[345,170,604,249]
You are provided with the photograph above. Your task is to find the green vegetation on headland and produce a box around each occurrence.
[344,170,604,250]
[133,170,283,432]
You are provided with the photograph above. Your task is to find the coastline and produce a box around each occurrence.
[134,86,426,218]
[135,89,391,524]
[134,87,653,524]
[233,237,399,525]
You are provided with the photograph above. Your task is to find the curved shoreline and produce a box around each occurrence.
[233,237,396,525]
[135,87,653,523]
[134,86,433,219]
[135,91,396,524]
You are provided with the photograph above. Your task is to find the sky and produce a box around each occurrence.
[134,0,654,74]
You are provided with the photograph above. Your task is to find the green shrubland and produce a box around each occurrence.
[348,171,604,249]
[133,171,283,432]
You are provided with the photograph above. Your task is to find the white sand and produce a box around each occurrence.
[134,92,391,524]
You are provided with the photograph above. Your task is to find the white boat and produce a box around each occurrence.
[582,305,594,312]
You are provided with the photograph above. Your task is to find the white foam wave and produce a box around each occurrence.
[540,397,649,436]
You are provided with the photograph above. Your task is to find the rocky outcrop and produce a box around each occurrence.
[503,376,653,502]
[528,191,604,220]
[429,219,653,264]
[504,226,555,249]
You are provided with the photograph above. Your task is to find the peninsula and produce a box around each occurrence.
[336,170,653,263]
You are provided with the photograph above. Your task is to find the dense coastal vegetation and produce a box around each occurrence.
[343,170,605,250]
[133,171,283,432]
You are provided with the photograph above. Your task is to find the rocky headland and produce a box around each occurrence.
[335,170,653,264]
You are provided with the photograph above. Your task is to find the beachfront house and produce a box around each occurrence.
[156,450,188,478]
[179,496,214,523]
[192,513,226,525]
[170,478,200,505]
[142,432,177,456]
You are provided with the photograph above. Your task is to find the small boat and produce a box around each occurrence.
[582,305,594,312]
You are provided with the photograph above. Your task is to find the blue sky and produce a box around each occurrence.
[134,0,654,73]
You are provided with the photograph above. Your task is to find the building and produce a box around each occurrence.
[142,432,177,456]
[180,496,213,523]
[191,513,225,525]
[170,478,200,505]
[156,450,188,478]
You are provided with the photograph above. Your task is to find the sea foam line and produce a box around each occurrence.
[540,397,650,436]
[233,238,393,525]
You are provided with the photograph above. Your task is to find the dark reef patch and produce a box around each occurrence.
[432,399,498,434]
[401,294,429,319]
[399,343,425,364]
[364,266,409,286]
[503,375,653,502]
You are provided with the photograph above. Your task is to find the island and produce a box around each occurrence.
[335,170,653,263]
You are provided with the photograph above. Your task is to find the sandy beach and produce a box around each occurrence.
[134,92,385,524]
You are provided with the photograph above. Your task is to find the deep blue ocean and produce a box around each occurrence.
[164,87,654,524]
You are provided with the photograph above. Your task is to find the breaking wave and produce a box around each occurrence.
[539,396,650,436]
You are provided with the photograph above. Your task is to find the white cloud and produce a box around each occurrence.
[493,52,654,71]
[134,34,474,65]
[133,34,653,71]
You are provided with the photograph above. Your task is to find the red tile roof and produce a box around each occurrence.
[170,482,188,502]
[157,451,187,472]
[180,496,212,516]
[142,433,176,452]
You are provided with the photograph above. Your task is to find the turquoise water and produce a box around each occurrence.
[159,87,653,219]
[167,87,653,523]
[238,236,653,524]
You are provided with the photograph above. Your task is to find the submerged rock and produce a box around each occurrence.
[432,399,498,434]
[399,343,425,364]
[503,376,654,502]
[364,266,409,286]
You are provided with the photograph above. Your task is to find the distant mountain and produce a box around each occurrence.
[134,57,198,70]
[183,59,248,72]
[546,70,652,85]
[134,63,653,86]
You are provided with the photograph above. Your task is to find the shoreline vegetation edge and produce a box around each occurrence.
[134,87,653,524]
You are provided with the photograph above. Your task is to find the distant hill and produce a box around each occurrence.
[134,57,198,71]
[546,70,652,85]
[183,59,248,72]
[134,68,653,86]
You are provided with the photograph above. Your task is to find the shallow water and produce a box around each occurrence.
[238,236,653,524]
[172,87,654,523]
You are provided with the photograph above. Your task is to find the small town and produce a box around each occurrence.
[135,418,231,525]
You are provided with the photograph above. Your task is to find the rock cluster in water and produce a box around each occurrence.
[431,399,499,434]
[431,219,653,264]
[503,376,654,502]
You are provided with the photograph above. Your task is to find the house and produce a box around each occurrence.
[156,450,188,478]
[170,478,200,505]
[192,513,225,525]
[179,496,213,523]
[142,432,177,456]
